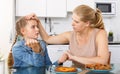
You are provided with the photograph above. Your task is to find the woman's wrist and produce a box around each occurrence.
[57,60,63,65]
[71,55,76,61]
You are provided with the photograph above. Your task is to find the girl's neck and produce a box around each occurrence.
[23,37,34,41]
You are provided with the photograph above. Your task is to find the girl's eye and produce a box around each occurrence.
[31,25,39,29]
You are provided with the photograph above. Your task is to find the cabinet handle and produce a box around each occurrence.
[57,50,63,52]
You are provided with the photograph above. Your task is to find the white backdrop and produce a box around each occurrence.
[0,0,14,59]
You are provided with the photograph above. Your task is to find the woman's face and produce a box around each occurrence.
[72,13,89,32]
[21,20,39,39]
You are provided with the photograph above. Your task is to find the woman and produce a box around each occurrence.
[26,5,109,67]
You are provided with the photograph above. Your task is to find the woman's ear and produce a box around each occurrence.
[85,21,90,27]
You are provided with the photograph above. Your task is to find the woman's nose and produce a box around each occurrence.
[72,21,75,26]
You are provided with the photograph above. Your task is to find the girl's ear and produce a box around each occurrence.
[20,28,25,35]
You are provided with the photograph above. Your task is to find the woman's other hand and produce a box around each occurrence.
[58,51,68,64]
[66,50,74,61]
[25,39,42,53]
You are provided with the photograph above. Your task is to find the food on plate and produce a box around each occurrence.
[55,66,77,72]
[85,63,111,70]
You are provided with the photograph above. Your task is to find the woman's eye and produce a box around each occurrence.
[31,25,35,28]
[75,21,79,23]
[72,19,79,23]
[74,20,79,23]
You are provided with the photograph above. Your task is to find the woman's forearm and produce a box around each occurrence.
[72,56,108,65]
[38,21,50,42]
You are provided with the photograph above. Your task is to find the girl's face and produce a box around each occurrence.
[71,13,89,32]
[21,20,39,39]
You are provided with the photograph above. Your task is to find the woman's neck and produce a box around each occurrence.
[76,27,92,38]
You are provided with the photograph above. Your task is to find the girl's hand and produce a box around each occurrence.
[25,39,42,53]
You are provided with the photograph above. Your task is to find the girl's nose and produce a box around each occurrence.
[35,27,39,31]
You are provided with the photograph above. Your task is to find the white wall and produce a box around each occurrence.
[0,0,14,59]
[102,0,120,42]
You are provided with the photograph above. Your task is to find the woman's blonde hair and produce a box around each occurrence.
[73,5,105,29]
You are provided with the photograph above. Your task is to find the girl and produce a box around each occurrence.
[8,16,52,67]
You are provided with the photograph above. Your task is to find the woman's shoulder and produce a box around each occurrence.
[63,31,73,41]
[95,29,107,39]
[96,29,107,35]
[60,31,72,35]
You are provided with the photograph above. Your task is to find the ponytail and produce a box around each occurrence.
[7,34,18,68]
[94,8,105,29]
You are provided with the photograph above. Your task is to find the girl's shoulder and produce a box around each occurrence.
[38,40,46,45]
[38,40,47,49]
[13,40,25,48]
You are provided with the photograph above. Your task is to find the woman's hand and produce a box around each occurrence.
[25,13,39,21]
[58,51,68,64]
[25,39,42,53]
[65,50,74,61]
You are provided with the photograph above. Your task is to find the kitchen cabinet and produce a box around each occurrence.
[16,0,46,17]
[16,0,46,16]
[46,0,67,17]
[67,0,95,12]
[16,0,67,17]
[109,45,120,63]
[47,45,69,63]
